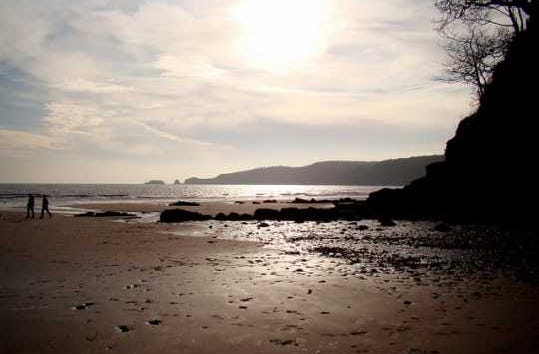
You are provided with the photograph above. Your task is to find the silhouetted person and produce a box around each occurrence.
[26,194,35,218]
[40,195,52,219]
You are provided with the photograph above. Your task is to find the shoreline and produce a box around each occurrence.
[66,200,336,215]
[1,211,539,353]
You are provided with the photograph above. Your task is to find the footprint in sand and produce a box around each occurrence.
[269,338,298,346]
[116,325,131,333]
[281,324,302,331]
[84,332,98,343]
[73,302,95,310]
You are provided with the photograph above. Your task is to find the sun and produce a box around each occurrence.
[233,0,330,70]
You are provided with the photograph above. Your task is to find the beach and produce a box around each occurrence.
[2,0,537,352]
[1,205,539,354]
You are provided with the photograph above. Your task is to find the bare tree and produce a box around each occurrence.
[439,24,511,99]
[435,0,534,33]
[435,0,535,99]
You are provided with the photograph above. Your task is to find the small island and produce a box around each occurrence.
[173,179,181,185]
[144,180,165,185]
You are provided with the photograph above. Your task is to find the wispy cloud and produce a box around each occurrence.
[0,0,471,182]
[0,129,61,156]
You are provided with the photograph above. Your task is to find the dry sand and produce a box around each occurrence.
[1,210,538,354]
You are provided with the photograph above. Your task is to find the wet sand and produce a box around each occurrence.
[1,211,539,353]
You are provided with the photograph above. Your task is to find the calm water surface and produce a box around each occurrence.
[0,184,394,211]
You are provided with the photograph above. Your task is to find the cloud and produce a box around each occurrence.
[44,101,105,135]
[0,129,61,156]
[136,121,234,152]
[0,0,472,182]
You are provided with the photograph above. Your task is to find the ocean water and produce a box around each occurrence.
[0,184,393,212]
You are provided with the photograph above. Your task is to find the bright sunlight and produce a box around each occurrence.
[233,0,331,70]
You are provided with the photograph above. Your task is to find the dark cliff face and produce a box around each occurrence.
[368,21,538,223]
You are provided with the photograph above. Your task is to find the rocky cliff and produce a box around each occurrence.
[368,20,538,224]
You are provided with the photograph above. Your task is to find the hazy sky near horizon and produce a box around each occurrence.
[0,0,472,183]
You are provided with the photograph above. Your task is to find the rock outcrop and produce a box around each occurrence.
[160,201,373,223]
[169,200,200,207]
[368,21,538,225]
[159,209,212,223]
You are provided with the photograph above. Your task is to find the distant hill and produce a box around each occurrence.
[184,155,443,186]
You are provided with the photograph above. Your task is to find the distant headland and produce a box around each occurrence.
[184,155,442,186]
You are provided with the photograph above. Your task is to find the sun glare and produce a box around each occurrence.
[233,0,330,71]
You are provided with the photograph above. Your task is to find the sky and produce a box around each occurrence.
[0,0,473,183]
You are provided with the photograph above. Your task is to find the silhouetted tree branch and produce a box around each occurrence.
[438,25,511,99]
[435,0,534,32]
[434,0,534,100]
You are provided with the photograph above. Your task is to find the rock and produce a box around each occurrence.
[289,197,358,204]
[215,213,227,221]
[243,206,364,222]
[258,222,270,228]
[379,217,397,227]
[215,212,252,221]
[357,225,369,231]
[290,197,317,204]
[100,211,132,217]
[116,325,131,333]
[366,24,538,226]
[75,211,95,217]
[226,212,241,221]
[160,209,212,223]
[253,208,281,220]
[433,222,452,232]
[168,200,200,207]
[279,207,305,222]
[263,199,278,203]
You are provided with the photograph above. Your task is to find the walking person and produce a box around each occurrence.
[26,194,35,218]
[40,195,52,219]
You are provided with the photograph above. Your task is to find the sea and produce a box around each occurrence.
[0,184,392,213]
